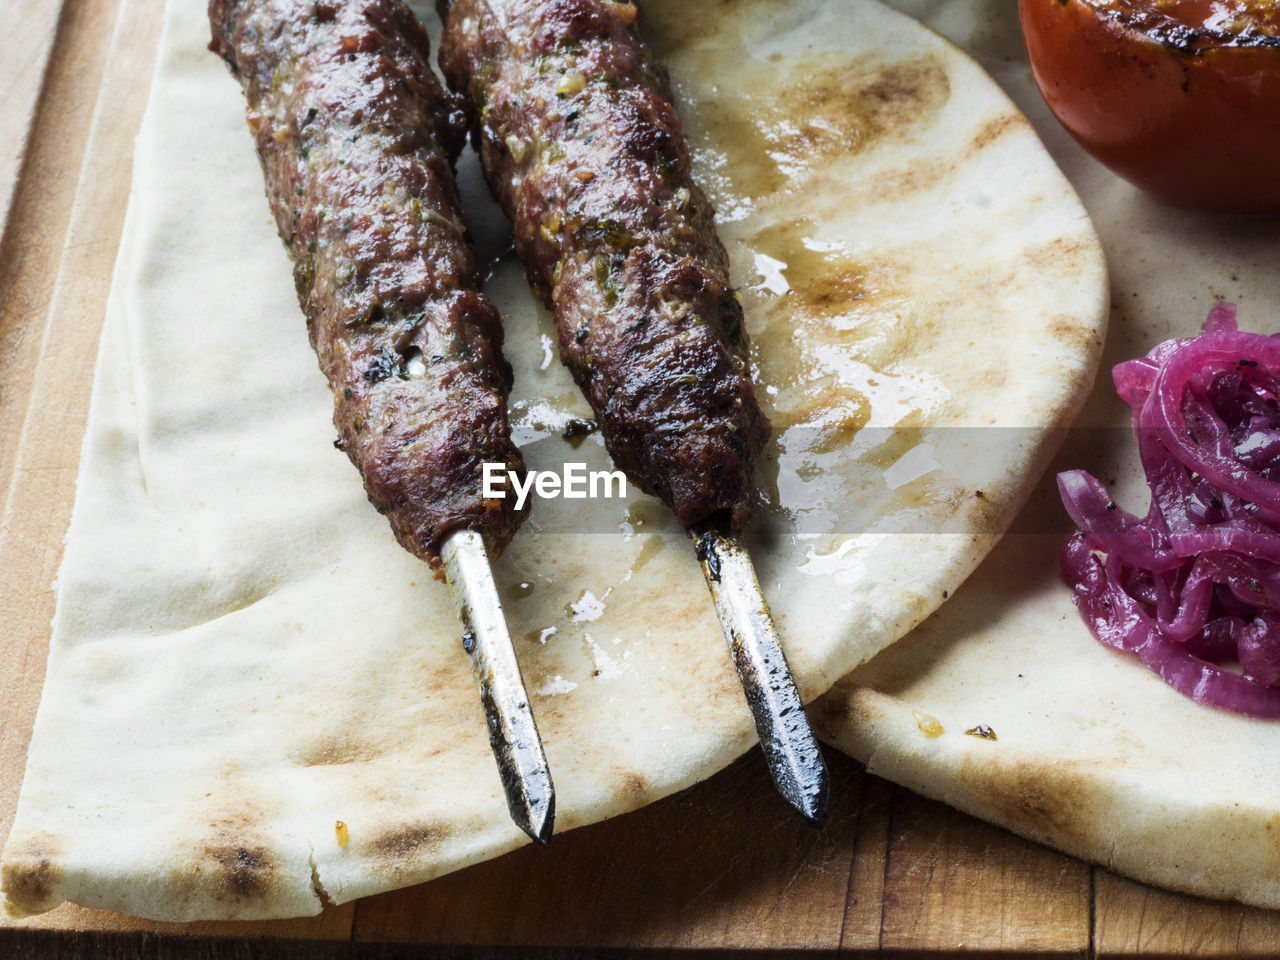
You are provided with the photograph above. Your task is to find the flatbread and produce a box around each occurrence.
[1,0,1104,920]
[814,0,1280,910]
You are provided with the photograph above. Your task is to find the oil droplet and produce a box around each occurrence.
[584,632,621,678]
[561,417,599,448]
[535,674,578,696]
[566,590,606,622]
[526,625,558,646]
[883,442,940,490]
[746,220,873,326]
[512,580,535,599]
[753,252,791,296]
[795,536,873,585]
[510,398,588,445]
[335,820,349,847]
[912,711,944,738]
[965,724,997,741]
[625,499,670,531]
[631,536,664,575]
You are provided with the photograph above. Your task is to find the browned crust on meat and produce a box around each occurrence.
[438,0,769,530]
[209,0,525,569]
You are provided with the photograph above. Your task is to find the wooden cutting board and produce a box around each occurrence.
[3,0,1280,954]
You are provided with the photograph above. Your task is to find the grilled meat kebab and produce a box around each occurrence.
[439,0,828,824]
[437,0,770,531]
[210,0,556,844]
[210,0,525,570]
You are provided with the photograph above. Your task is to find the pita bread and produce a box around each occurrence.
[1,0,1103,920]
[814,0,1280,910]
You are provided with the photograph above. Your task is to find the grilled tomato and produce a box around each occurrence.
[1019,0,1280,212]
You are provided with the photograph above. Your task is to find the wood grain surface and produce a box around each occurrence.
[2,0,1280,956]
[0,0,64,242]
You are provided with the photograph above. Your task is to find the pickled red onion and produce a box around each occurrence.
[1058,303,1280,716]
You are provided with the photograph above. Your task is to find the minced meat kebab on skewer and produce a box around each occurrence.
[209,0,554,843]
[437,0,828,823]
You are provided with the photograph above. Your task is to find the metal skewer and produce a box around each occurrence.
[441,529,555,844]
[692,528,829,826]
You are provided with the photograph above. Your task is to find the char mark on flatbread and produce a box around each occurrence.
[209,0,525,569]
[437,0,770,531]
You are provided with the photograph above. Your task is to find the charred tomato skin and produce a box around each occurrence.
[1019,0,1280,212]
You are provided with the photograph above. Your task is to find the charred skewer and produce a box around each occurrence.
[693,530,828,825]
[442,531,555,843]
[438,0,829,822]
[209,0,555,842]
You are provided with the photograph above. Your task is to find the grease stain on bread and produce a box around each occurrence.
[680,54,952,210]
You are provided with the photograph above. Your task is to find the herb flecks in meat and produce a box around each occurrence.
[210,0,525,570]
[438,0,769,530]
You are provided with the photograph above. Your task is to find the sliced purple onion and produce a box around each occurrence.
[1058,304,1280,717]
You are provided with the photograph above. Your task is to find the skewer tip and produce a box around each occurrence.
[497,730,556,844]
[761,701,829,827]
[692,527,831,827]
[514,789,556,846]
[780,749,829,828]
